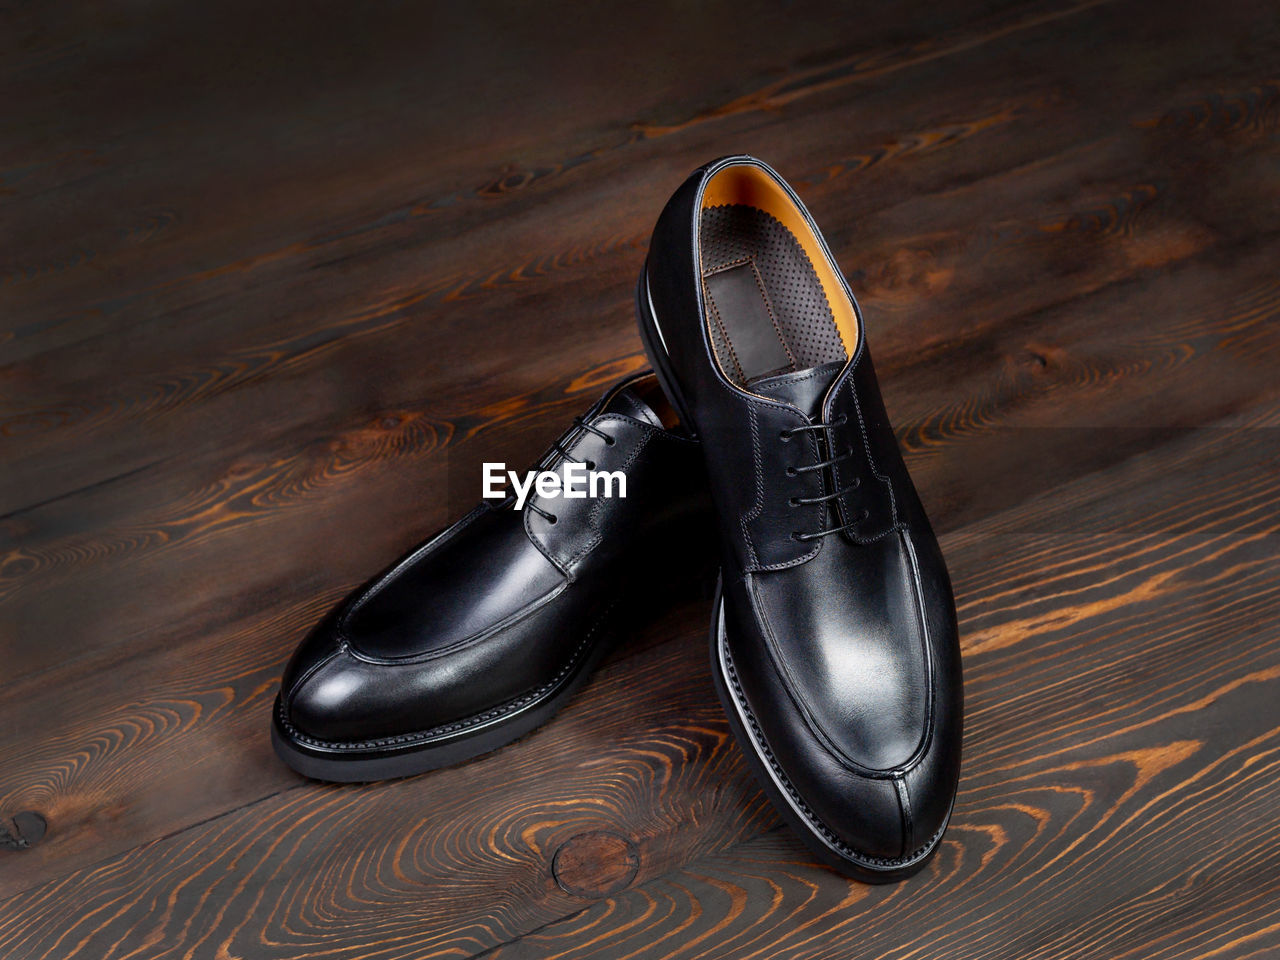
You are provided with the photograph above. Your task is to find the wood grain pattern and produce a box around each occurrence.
[2,0,1278,956]
[4,228,1277,899]
[2,389,1276,958]
[488,422,1280,960]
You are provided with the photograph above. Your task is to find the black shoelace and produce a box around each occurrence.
[779,414,869,541]
[500,417,615,525]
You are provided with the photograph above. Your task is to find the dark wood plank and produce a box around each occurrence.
[2,4,1280,900]
[484,419,1280,960]
[4,209,1278,687]
[4,0,1276,513]
[3,0,1279,955]
[0,0,1045,355]
[6,49,1279,682]
[1,228,1277,901]
[1,389,1276,957]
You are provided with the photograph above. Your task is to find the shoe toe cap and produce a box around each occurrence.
[720,610,959,872]
[801,764,910,863]
[277,612,389,744]
[756,710,956,870]
[280,610,342,707]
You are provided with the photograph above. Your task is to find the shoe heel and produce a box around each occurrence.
[635,265,699,438]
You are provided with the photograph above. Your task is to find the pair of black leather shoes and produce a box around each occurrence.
[272,156,962,882]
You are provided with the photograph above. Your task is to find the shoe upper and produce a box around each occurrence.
[277,372,711,748]
[644,155,962,866]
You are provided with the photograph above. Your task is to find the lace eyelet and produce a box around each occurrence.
[859,509,869,521]
[836,414,849,426]
[779,431,792,442]
[605,437,616,446]
[790,531,804,542]
[585,461,595,470]
[853,477,862,488]
[785,466,797,477]
[788,497,799,507]
[546,515,558,524]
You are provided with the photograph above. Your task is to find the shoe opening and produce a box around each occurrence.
[698,163,859,389]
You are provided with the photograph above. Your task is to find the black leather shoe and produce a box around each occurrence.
[638,156,962,881]
[272,372,712,781]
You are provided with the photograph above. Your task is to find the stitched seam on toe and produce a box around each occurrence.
[721,641,945,868]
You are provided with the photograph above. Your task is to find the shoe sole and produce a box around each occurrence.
[639,267,949,881]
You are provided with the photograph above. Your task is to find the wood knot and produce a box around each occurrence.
[1,812,47,850]
[551,830,639,898]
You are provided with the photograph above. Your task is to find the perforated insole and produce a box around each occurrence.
[700,204,847,387]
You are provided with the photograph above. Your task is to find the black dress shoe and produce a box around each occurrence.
[638,156,962,881]
[272,372,712,782]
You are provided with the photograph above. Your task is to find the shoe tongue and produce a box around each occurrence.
[747,360,846,418]
[601,387,663,428]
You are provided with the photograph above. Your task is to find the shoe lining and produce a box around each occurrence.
[698,166,857,388]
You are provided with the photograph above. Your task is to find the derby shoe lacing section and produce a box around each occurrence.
[779,414,868,541]
[501,417,615,525]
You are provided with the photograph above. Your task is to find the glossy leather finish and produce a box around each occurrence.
[272,372,713,781]
[639,155,962,880]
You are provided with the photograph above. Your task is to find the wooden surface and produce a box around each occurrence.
[2,1,1278,956]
